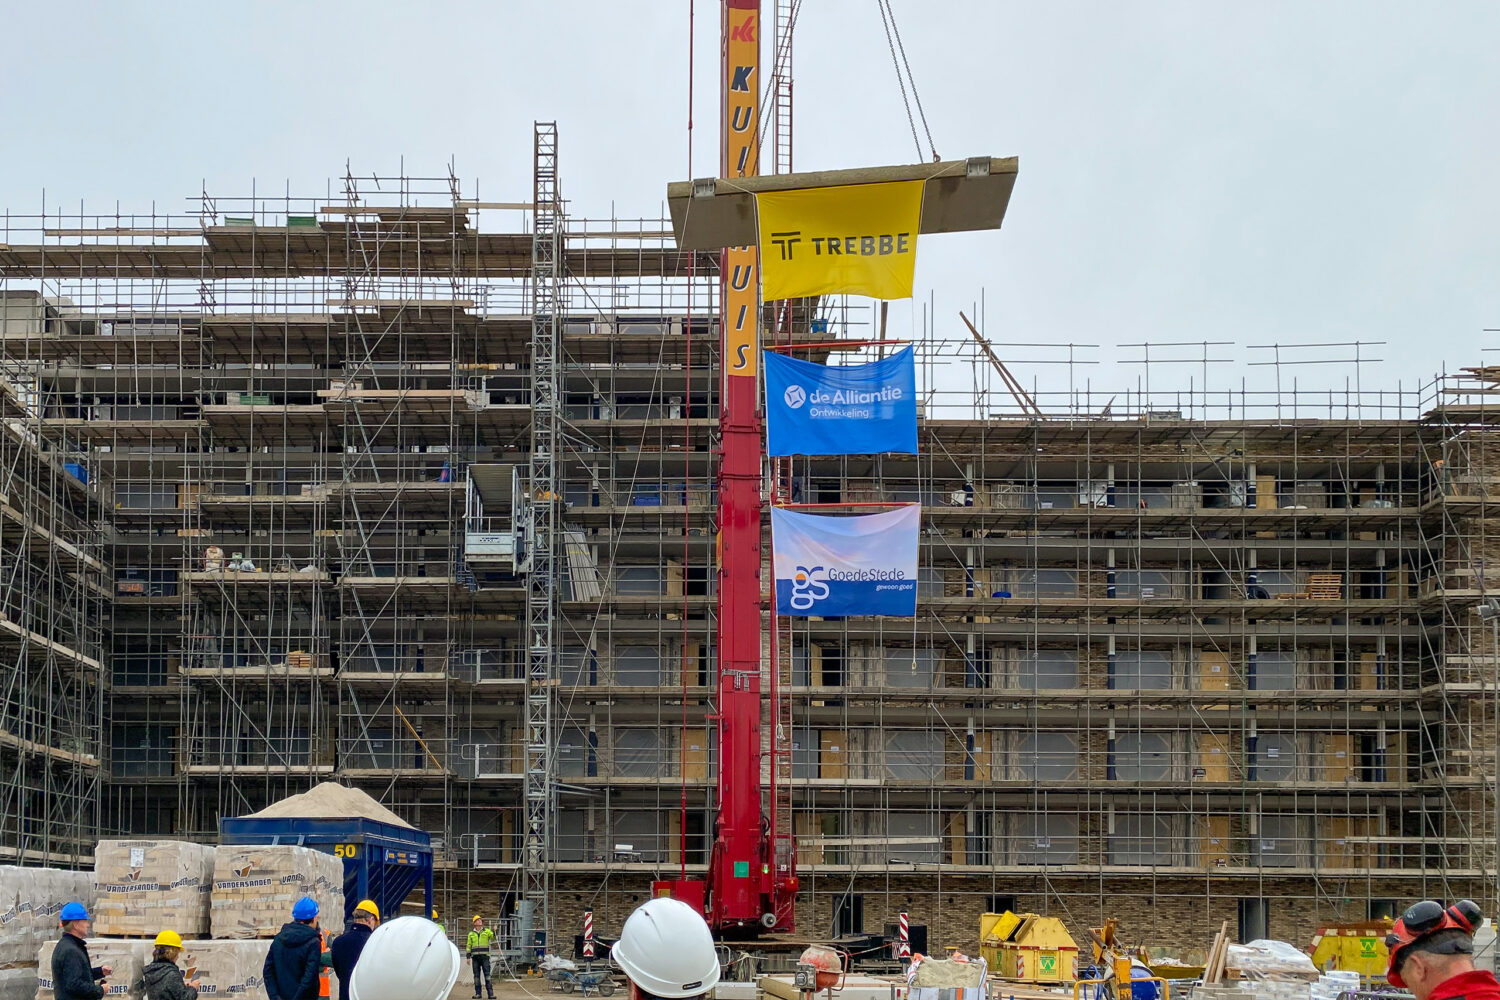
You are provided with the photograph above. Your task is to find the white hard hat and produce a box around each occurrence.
[350,916,462,1000]
[611,898,720,999]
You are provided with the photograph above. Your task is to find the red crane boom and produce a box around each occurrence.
[654,0,797,935]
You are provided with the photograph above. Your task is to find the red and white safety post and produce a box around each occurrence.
[583,910,595,959]
[898,912,911,959]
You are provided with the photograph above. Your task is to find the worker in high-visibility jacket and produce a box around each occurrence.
[317,923,332,1000]
[466,916,495,1000]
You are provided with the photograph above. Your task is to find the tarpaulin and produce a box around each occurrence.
[764,347,918,456]
[757,180,923,300]
[771,504,919,617]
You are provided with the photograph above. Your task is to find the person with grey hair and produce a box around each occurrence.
[1386,899,1499,1000]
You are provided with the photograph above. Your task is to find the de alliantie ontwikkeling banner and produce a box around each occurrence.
[763,347,918,457]
[771,505,920,617]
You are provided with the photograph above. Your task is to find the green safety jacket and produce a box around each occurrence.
[467,927,495,955]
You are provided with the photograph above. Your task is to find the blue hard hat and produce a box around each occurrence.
[59,902,89,922]
[292,897,319,921]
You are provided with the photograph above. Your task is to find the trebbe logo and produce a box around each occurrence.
[783,385,807,409]
[768,230,912,261]
[789,565,829,610]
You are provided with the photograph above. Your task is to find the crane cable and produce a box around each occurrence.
[877,0,939,162]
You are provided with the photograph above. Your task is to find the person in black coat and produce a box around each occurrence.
[264,897,324,1000]
[141,932,200,1000]
[52,903,111,1000]
[329,901,380,1000]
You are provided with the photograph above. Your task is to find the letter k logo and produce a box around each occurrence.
[731,17,756,43]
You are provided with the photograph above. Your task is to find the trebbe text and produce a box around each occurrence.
[768,231,912,261]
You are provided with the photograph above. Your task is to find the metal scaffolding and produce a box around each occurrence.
[526,121,563,940]
[0,153,1497,953]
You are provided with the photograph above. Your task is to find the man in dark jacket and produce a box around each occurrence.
[330,899,380,1000]
[52,902,111,1000]
[264,897,324,1000]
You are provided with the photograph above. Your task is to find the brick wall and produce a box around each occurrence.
[432,871,1489,956]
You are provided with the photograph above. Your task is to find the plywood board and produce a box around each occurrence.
[1323,816,1372,868]
[1322,734,1353,782]
[1255,475,1278,511]
[1196,734,1231,782]
[1198,816,1231,868]
[683,729,709,780]
[820,731,847,779]
[794,813,824,865]
[973,731,993,782]
[1198,650,1231,691]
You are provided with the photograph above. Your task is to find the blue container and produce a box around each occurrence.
[63,463,88,484]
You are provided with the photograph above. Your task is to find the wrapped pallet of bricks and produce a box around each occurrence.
[36,939,151,1000]
[211,846,344,939]
[29,870,97,959]
[180,939,275,1000]
[1,866,38,969]
[209,847,344,939]
[0,970,33,1000]
[93,842,215,939]
[0,866,36,1000]
[1,867,98,1000]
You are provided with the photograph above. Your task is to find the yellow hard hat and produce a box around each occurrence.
[472,914,482,923]
[431,910,439,919]
[354,899,380,919]
[154,930,184,949]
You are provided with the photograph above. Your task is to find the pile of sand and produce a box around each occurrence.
[244,782,413,828]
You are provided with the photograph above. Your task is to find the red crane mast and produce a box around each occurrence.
[654,0,797,934]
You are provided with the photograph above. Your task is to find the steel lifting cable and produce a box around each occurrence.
[876,0,924,163]
[882,0,939,162]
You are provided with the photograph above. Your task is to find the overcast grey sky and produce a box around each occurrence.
[3,1,1496,412]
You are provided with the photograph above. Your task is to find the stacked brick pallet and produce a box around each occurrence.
[0,867,96,1000]
[211,846,344,939]
[92,842,215,939]
[180,940,275,1000]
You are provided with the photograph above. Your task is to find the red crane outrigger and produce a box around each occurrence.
[652,0,798,934]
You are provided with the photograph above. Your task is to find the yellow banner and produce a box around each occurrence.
[756,180,923,301]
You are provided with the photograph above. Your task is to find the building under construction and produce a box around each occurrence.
[2,134,1499,953]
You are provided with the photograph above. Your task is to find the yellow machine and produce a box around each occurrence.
[981,911,1080,984]
[1309,920,1393,978]
[1091,919,1134,991]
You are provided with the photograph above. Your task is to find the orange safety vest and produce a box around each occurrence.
[319,928,331,998]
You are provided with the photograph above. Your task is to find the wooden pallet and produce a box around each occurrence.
[1305,574,1343,598]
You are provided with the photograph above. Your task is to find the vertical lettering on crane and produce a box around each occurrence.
[724,2,759,377]
[715,0,764,929]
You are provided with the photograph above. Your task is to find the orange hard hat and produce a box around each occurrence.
[1386,899,1480,987]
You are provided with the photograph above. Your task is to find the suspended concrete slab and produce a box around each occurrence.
[666,156,1019,251]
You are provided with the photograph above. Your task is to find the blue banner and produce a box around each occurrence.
[772,505,920,617]
[764,347,918,456]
